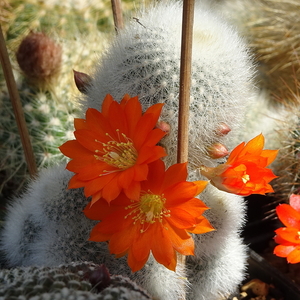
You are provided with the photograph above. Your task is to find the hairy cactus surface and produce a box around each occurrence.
[1,1,257,300]
[0,0,148,200]
[84,1,255,170]
[1,165,187,300]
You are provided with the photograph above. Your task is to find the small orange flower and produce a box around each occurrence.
[84,160,214,272]
[274,194,300,264]
[200,134,278,196]
[59,94,167,204]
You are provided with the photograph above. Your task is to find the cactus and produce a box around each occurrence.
[84,1,255,171]
[0,2,257,300]
[0,164,187,300]
[214,0,300,106]
[0,261,152,299]
[0,0,146,199]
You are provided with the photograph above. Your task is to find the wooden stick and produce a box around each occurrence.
[177,0,195,163]
[177,1,195,299]
[111,0,124,33]
[0,25,37,177]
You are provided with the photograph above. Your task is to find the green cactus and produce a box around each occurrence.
[0,0,146,200]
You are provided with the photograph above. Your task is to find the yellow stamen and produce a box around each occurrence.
[94,130,138,173]
[242,174,250,184]
[124,191,170,233]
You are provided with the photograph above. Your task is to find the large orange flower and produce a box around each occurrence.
[274,194,300,264]
[84,160,214,272]
[59,94,167,204]
[200,134,278,196]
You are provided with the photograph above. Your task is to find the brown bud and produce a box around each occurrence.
[241,279,269,296]
[16,32,62,86]
[85,264,111,293]
[73,70,92,94]
[215,122,231,136]
[207,143,229,159]
[156,120,170,134]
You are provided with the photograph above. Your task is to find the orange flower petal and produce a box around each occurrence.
[162,162,188,190]
[290,194,300,213]
[275,227,300,244]
[127,248,149,273]
[123,96,142,136]
[276,204,300,229]
[101,94,114,117]
[60,94,167,204]
[133,113,161,150]
[167,208,197,229]
[287,247,300,264]
[188,216,215,234]
[151,224,177,271]
[74,118,88,130]
[239,133,264,157]
[164,222,194,256]
[274,244,295,258]
[102,177,123,202]
[59,140,92,159]
[124,180,141,201]
[261,149,279,166]
[85,108,114,137]
[164,182,199,206]
[192,180,209,196]
[107,101,128,135]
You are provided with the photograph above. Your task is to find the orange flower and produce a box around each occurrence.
[59,94,167,204]
[200,134,278,196]
[274,194,300,264]
[84,160,214,272]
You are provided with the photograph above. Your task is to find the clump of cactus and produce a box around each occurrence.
[0,261,152,299]
[213,0,300,206]
[85,1,255,170]
[0,0,145,199]
[1,2,257,300]
[215,0,300,106]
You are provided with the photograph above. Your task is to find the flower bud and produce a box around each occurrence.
[207,142,229,159]
[73,70,92,94]
[156,120,170,134]
[215,122,231,136]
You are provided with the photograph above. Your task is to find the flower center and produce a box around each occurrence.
[241,173,250,184]
[94,130,138,172]
[125,191,170,232]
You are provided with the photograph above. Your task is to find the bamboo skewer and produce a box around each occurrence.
[111,0,124,32]
[0,25,37,177]
[177,0,195,164]
[177,1,195,299]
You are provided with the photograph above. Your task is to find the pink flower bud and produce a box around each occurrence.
[156,120,170,134]
[215,122,231,136]
[207,142,229,159]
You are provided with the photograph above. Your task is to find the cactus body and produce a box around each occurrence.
[0,261,152,300]
[1,1,256,300]
[84,1,255,170]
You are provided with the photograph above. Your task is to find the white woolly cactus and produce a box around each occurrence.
[0,165,187,300]
[84,1,255,169]
[0,1,258,300]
